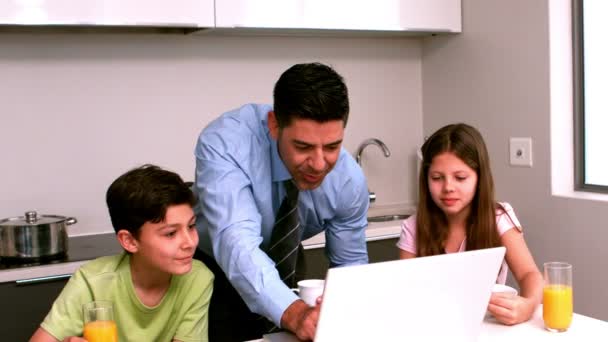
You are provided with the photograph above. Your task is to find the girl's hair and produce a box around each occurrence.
[416,123,503,256]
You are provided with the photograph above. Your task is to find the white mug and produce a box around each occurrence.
[292,279,325,306]
[492,284,518,297]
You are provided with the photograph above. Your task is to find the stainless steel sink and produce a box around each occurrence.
[367,214,409,223]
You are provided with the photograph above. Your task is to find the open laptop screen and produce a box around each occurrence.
[315,247,506,342]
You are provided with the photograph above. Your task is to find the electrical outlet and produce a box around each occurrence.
[509,137,533,167]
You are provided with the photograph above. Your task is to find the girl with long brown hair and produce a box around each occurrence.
[397,123,542,325]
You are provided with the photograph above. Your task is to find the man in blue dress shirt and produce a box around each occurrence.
[193,62,369,341]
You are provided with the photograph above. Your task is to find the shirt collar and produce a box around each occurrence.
[270,137,292,183]
[263,111,292,183]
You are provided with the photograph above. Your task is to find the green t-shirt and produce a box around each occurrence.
[40,253,214,342]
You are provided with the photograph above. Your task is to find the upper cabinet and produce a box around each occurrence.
[0,0,460,34]
[215,0,461,33]
[0,0,214,27]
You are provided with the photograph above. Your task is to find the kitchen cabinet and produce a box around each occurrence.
[303,237,400,279]
[0,0,214,27]
[215,0,461,33]
[0,276,69,341]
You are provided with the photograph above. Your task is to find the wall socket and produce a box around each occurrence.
[509,137,533,167]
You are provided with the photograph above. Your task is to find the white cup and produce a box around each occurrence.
[492,284,518,297]
[292,279,325,306]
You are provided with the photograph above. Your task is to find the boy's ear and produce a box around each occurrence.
[267,111,279,140]
[117,229,138,253]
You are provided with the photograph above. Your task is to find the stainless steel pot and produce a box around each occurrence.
[0,211,77,259]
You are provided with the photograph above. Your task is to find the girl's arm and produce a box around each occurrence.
[488,228,543,325]
[399,249,416,259]
[502,228,543,302]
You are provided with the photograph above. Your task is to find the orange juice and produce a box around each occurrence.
[83,320,118,342]
[543,284,573,331]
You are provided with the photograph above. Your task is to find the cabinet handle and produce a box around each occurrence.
[16,274,72,286]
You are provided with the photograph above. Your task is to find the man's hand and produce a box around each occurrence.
[280,299,320,341]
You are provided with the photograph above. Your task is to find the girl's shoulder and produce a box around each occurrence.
[495,201,516,215]
[495,202,522,234]
[403,213,417,228]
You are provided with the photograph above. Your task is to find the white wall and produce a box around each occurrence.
[1,33,423,235]
[422,0,608,320]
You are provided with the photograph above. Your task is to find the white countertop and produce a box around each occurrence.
[0,216,406,283]
[302,218,402,249]
[253,306,608,341]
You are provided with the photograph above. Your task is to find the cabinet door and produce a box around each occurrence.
[0,276,70,341]
[367,238,400,263]
[0,0,214,27]
[302,237,399,279]
[303,247,329,280]
[216,0,460,33]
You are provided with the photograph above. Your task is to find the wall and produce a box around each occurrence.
[1,33,423,235]
[422,0,608,320]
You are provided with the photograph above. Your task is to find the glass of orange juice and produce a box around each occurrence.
[83,300,118,342]
[543,262,573,332]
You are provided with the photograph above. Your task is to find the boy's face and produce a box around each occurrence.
[132,204,198,275]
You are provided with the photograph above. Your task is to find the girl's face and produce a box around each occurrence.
[427,152,478,221]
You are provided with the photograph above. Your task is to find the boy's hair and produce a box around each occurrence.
[106,164,195,236]
[416,123,502,257]
[273,62,350,129]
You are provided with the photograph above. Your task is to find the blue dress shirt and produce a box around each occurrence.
[194,103,369,325]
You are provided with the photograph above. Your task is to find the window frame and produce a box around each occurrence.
[573,0,608,192]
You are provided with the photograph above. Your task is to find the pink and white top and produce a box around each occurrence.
[396,202,522,284]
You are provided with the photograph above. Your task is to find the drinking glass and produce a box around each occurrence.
[543,262,573,332]
[82,300,118,342]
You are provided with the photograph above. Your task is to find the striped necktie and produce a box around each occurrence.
[267,180,302,288]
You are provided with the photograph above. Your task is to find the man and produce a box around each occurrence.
[193,62,369,341]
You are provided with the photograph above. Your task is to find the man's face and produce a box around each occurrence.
[269,112,344,191]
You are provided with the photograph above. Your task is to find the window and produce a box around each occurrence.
[574,0,608,191]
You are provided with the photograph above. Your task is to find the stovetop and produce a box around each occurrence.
[0,233,122,270]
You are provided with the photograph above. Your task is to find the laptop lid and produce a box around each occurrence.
[315,246,506,342]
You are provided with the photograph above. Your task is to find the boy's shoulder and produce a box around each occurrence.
[78,253,128,277]
[183,259,214,284]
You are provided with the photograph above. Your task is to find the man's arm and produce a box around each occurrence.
[195,140,299,326]
[324,174,370,268]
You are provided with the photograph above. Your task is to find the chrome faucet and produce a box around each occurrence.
[355,138,391,203]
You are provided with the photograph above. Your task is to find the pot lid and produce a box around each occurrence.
[0,211,69,226]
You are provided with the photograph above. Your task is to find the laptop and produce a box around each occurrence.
[314,247,506,342]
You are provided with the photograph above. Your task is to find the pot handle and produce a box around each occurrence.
[65,217,78,225]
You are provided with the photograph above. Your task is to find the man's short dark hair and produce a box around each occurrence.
[106,164,195,236]
[273,62,349,128]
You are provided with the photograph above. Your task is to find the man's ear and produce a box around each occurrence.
[267,111,279,140]
[117,229,139,253]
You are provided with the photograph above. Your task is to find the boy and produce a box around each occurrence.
[30,164,214,342]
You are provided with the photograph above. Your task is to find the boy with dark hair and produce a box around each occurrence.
[30,164,214,342]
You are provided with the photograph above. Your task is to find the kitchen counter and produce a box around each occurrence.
[0,233,122,283]
[0,208,409,283]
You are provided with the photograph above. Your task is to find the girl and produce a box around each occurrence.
[397,123,542,325]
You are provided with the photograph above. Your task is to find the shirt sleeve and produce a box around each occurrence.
[40,268,92,340]
[396,214,417,254]
[496,202,522,236]
[323,176,369,268]
[173,266,214,342]
[195,139,298,326]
